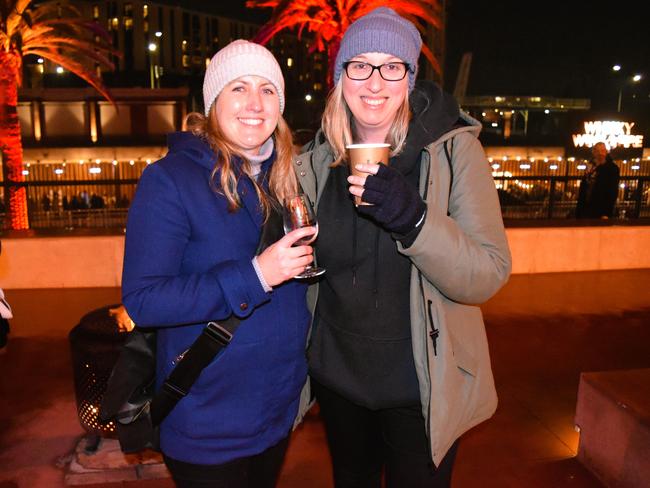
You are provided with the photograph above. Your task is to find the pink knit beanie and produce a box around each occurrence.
[203,40,285,116]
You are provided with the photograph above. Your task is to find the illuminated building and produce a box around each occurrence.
[21,1,327,127]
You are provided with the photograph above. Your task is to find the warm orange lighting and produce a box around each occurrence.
[248,0,442,86]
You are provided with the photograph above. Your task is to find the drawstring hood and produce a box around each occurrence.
[349,80,460,300]
[372,228,380,308]
[350,198,381,309]
[310,81,461,409]
[351,209,358,286]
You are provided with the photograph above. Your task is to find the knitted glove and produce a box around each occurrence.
[357,164,426,235]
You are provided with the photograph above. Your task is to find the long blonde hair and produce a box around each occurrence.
[321,80,411,166]
[185,107,298,218]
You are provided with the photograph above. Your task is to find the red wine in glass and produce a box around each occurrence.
[283,195,326,279]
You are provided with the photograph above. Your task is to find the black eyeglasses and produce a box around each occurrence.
[343,61,410,81]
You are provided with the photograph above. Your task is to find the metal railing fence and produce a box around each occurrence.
[1,176,649,230]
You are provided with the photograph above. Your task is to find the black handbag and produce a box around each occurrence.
[99,318,241,452]
[99,201,284,453]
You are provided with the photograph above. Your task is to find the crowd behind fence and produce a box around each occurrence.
[1,174,650,230]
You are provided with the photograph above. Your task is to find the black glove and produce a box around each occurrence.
[357,164,426,235]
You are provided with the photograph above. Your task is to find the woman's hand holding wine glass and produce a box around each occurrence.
[256,226,316,287]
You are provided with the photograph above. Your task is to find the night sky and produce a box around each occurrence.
[235,0,649,112]
[443,0,649,111]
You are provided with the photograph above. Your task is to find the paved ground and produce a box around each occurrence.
[1,269,649,487]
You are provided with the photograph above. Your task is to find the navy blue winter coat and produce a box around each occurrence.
[122,132,310,465]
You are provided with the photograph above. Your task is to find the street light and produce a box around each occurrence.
[148,43,157,89]
[615,68,643,112]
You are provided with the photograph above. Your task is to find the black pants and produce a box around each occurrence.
[163,436,289,488]
[313,380,459,488]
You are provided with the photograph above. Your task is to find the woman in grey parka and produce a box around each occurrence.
[293,7,512,488]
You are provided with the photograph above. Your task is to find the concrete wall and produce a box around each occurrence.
[507,225,650,274]
[0,236,124,289]
[1,226,650,289]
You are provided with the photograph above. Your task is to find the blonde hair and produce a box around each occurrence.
[185,108,298,218]
[321,80,411,166]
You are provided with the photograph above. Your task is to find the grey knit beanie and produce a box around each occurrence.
[203,40,285,116]
[334,7,422,92]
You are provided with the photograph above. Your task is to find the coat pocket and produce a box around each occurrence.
[448,330,478,377]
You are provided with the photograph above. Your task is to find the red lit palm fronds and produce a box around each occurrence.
[247,0,442,77]
[3,1,117,100]
[1,1,118,229]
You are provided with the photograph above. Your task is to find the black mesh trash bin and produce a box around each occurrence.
[69,304,128,437]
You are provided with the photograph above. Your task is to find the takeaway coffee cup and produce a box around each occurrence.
[346,143,391,205]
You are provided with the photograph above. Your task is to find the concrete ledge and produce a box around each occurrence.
[2,225,650,288]
[0,235,124,288]
[508,225,650,274]
[575,369,650,488]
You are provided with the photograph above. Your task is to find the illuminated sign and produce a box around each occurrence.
[572,120,644,150]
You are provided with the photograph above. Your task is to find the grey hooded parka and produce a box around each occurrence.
[292,113,512,466]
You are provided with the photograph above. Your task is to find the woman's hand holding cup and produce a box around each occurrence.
[346,143,390,205]
[347,162,381,203]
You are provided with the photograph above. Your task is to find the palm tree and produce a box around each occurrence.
[1,0,116,229]
[247,0,442,86]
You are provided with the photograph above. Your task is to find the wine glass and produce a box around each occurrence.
[282,194,326,279]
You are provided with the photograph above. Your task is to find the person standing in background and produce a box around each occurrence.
[576,142,620,219]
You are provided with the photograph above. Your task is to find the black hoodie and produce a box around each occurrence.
[308,81,461,409]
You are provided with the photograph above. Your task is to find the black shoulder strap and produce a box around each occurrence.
[149,203,282,425]
[151,316,239,425]
[443,137,454,216]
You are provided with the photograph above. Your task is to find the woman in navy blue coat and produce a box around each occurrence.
[121,40,315,487]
